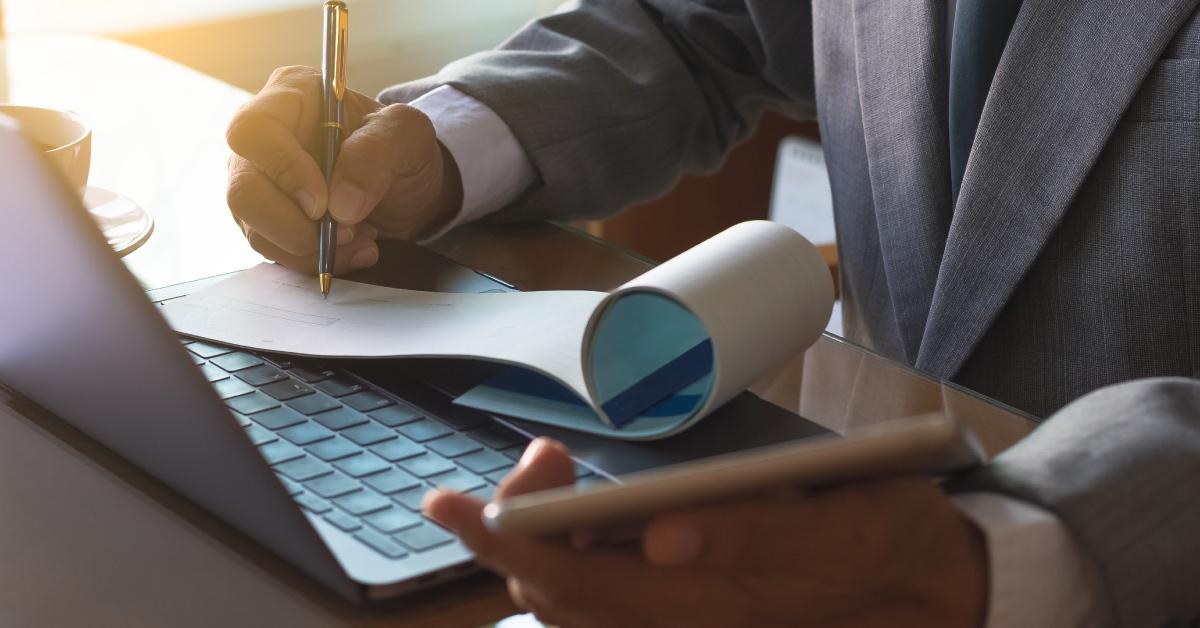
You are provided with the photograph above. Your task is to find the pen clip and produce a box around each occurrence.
[323,1,348,103]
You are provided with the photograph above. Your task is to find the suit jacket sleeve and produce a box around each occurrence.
[951,377,1200,627]
[378,0,816,223]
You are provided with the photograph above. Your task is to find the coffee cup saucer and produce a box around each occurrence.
[84,186,154,258]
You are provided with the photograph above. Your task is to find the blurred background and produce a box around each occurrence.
[2,1,564,96]
[0,1,834,322]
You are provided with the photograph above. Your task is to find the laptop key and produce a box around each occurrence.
[369,405,422,427]
[341,422,397,446]
[343,391,395,413]
[363,506,422,534]
[260,353,294,369]
[244,424,277,446]
[295,493,332,515]
[275,474,305,496]
[200,362,229,383]
[235,364,288,386]
[369,437,424,462]
[467,424,528,450]
[226,394,273,418]
[499,444,529,461]
[261,380,315,401]
[313,377,365,397]
[277,421,335,445]
[213,377,255,400]
[363,468,421,494]
[230,411,252,428]
[391,485,430,511]
[467,485,496,503]
[397,418,453,443]
[286,393,342,415]
[353,529,408,559]
[323,510,361,533]
[457,449,512,474]
[189,353,206,365]
[306,436,361,461]
[311,407,368,431]
[393,523,455,552]
[211,352,264,372]
[429,468,487,493]
[289,365,335,383]
[483,466,515,485]
[305,472,361,498]
[225,391,280,415]
[333,489,393,516]
[259,440,305,465]
[426,434,482,458]
[398,453,456,478]
[186,341,234,359]
[275,456,333,482]
[332,452,392,478]
[251,406,308,430]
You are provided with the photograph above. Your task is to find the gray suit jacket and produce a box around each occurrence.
[382,1,1200,624]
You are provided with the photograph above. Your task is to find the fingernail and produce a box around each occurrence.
[295,189,320,219]
[350,245,379,269]
[518,438,549,467]
[329,183,366,222]
[336,225,354,245]
[420,489,446,516]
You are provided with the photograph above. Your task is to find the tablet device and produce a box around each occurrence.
[482,413,984,537]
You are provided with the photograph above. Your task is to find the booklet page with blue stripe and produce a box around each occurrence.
[163,221,834,440]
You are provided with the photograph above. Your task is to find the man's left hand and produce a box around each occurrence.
[425,438,989,628]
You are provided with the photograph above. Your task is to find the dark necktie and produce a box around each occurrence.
[948,0,1024,203]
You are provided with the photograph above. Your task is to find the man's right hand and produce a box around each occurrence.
[226,66,463,275]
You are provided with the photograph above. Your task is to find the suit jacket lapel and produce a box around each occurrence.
[917,0,1200,378]
[852,0,952,364]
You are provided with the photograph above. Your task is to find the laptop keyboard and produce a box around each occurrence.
[181,337,602,560]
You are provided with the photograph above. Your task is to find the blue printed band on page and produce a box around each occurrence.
[599,339,712,426]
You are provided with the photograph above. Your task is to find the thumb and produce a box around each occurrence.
[328,103,440,224]
[495,438,577,501]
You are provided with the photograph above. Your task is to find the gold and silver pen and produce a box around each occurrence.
[317,0,348,298]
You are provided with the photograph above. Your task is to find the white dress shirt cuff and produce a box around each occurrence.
[406,85,536,240]
[952,492,1106,628]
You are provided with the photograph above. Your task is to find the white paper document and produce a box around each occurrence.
[163,221,835,440]
[162,264,605,393]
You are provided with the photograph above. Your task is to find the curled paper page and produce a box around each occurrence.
[459,221,834,439]
[163,221,833,440]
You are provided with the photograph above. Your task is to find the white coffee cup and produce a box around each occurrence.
[0,104,91,194]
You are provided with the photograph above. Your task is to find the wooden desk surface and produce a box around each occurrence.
[0,35,1037,628]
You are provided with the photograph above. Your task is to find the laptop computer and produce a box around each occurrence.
[0,121,829,601]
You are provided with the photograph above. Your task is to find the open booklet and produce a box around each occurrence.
[162,221,834,440]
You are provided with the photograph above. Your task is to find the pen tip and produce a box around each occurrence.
[319,273,332,298]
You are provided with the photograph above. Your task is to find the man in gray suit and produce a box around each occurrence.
[225,1,1200,625]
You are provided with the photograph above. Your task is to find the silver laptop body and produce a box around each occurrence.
[0,120,830,602]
